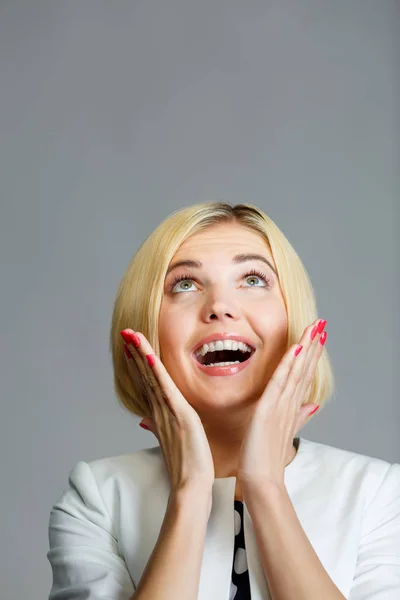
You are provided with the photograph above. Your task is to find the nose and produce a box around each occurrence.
[203,296,241,323]
[209,311,234,320]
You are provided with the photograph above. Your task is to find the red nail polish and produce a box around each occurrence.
[320,331,327,346]
[123,344,132,358]
[130,333,141,348]
[309,406,319,416]
[120,329,133,344]
[317,319,327,334]
[120,330,141,347]
[294,345,303,357]
[139,423,150,430]
[146,354,155,368]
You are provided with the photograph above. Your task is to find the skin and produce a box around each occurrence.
[158,222,297,498]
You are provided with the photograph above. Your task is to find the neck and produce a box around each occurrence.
[199,405,298,480]
[198,403,253,479]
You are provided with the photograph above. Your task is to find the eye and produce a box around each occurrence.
[169,269,272,293]
[243,269,271,288]
[169,273,197,293]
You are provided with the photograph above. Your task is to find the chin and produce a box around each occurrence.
[187,387,258,411]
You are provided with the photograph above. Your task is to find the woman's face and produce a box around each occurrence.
[158,222,288,414]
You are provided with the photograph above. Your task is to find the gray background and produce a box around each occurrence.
[0,1,399,598]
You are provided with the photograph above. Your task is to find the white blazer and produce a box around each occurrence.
[46,436,400,599]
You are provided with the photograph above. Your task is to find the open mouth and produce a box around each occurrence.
[194,348,255,367]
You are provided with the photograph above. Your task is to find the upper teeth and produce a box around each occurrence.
[195,340,253,358]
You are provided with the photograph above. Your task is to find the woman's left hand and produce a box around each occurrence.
[238,318,327,491]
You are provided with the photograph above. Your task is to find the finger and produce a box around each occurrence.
[139,418,155,432]
[123,339,161,421]
[131,331,193,419]
[294,403,319,436]
[128,336,158,392]
[295,330,327,408]
[123,330,197,477]
[287,319,324,407]
[138,415,161,442]
[123,339,176,452]
[266,319,322,412]
[262,340,305,408]
[122,330,188,458]
[122,331,175,442]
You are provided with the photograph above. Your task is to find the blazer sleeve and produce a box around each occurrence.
[46,460,136,600]
[348,462,400,599]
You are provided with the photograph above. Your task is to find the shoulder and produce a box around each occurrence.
[86,444,164,483]
[52,445,165,514]
[298,436,400,510]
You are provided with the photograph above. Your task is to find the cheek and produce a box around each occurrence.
[253,307,287,337]
[158,308,192,367]
[158,302,178,344]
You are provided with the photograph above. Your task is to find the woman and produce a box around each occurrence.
[47,202,400,600]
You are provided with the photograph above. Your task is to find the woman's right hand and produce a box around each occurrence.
[121,329,215,500]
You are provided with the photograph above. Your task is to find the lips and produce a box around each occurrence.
[192,349,255,377]
[194,346,255,366]
[192,332,256,355]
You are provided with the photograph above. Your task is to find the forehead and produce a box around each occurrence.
[174,223,271,258]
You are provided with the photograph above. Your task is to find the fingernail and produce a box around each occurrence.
[139,423,150,430]
[309,406,320,416]
[120,330,141,348]
[320,331,327,346]
[131,333,141,348]
[294,345,303,357]
[120,329,133,344]
[317,319,327,334]
[123,343,132,358]
[146,354,155,368]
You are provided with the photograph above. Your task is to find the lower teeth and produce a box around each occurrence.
[206,361,240,367]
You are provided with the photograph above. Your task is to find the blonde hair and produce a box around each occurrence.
[110,202,335,419]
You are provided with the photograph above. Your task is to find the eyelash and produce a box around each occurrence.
[169,269,272,293]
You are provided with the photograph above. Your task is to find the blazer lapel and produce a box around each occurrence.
[198,477,269,600]
[198,477,236,599]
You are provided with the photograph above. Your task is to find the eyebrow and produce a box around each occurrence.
[165,253,278,277]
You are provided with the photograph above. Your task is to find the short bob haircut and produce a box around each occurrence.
[110,201,335,421]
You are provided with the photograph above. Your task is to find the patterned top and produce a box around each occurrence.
[230,499,251,599]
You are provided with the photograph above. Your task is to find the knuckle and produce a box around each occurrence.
[143,372,157,389]
[293,369,303,384]
[304,372,314,388]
